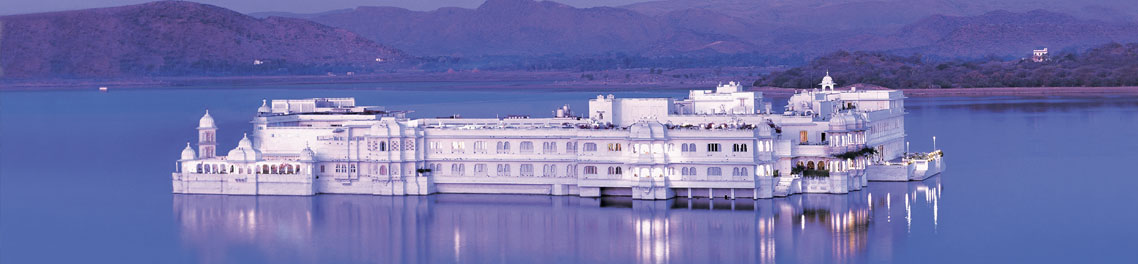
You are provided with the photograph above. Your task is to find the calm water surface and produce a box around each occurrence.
[2,83,1137,263]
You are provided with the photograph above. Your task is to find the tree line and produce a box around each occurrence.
[753,43,1138,89]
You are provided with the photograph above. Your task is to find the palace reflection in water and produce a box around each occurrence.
[173,176,942,264]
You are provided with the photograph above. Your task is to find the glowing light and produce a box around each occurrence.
[454,229,462,260]
[905,193,911,233]
[933,194,939,232]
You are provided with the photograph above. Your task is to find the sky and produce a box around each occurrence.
[1,0,657,16]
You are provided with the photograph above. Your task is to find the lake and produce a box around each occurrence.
[2,83,1136,263]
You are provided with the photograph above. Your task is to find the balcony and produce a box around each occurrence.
[792,145,827,157]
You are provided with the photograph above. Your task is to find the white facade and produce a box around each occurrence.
[173,76,942,199]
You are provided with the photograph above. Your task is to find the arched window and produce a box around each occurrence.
[196,164,203,173]
[379,165,388,175]
[818,161,826,171]
[271,165,279,174]
[230,165,235,173]
[379,141,387,151]
[707,167,722,176]
[807,161,815,170]
[496,164,511,176]
[264,164,270,174]
[474,164,487,175]
[583,143,597,152]
[615,167,622,175]
[732,167,740,176]
[584,166,598,175]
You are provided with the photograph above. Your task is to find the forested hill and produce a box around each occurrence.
[753,43,1138,89]
[0,1,407,78]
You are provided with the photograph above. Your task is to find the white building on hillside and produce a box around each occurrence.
[172,76,943,199]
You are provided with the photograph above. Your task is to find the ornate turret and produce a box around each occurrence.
[180,142,196,160]
[820,71,836,91]
[257,99,271,115]
[197,110,217,158]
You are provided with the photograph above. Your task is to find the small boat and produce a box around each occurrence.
[98,86,109,92]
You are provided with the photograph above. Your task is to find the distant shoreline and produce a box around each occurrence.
[4,74,1137,97]
[751,86,1138,97]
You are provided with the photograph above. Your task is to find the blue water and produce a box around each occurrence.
[2,83,1137,263]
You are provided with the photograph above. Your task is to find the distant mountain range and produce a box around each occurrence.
[295,0,1138,58]
[3,0,1137,79]
[0,1,405,78]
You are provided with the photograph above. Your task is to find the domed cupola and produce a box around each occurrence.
[198,110,216,129]
[180,142,197,160]
[300,145,317,162]
[257,99,271,114]
[226,133,262,162]
[819,71,836,90]
[237,133,253,149]
[828,113,849,130]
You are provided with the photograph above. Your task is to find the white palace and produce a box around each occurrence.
[172,74,944,199]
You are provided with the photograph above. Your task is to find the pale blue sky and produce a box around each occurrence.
[1,0,656,16]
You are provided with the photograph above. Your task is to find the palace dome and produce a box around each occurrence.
[257,99,271,114]
[180,142,196,160]
[237,133,253,148]
[829,113,857,130]
[198,110,216,129]
[300,146,316,161]
[226,134,262,162]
